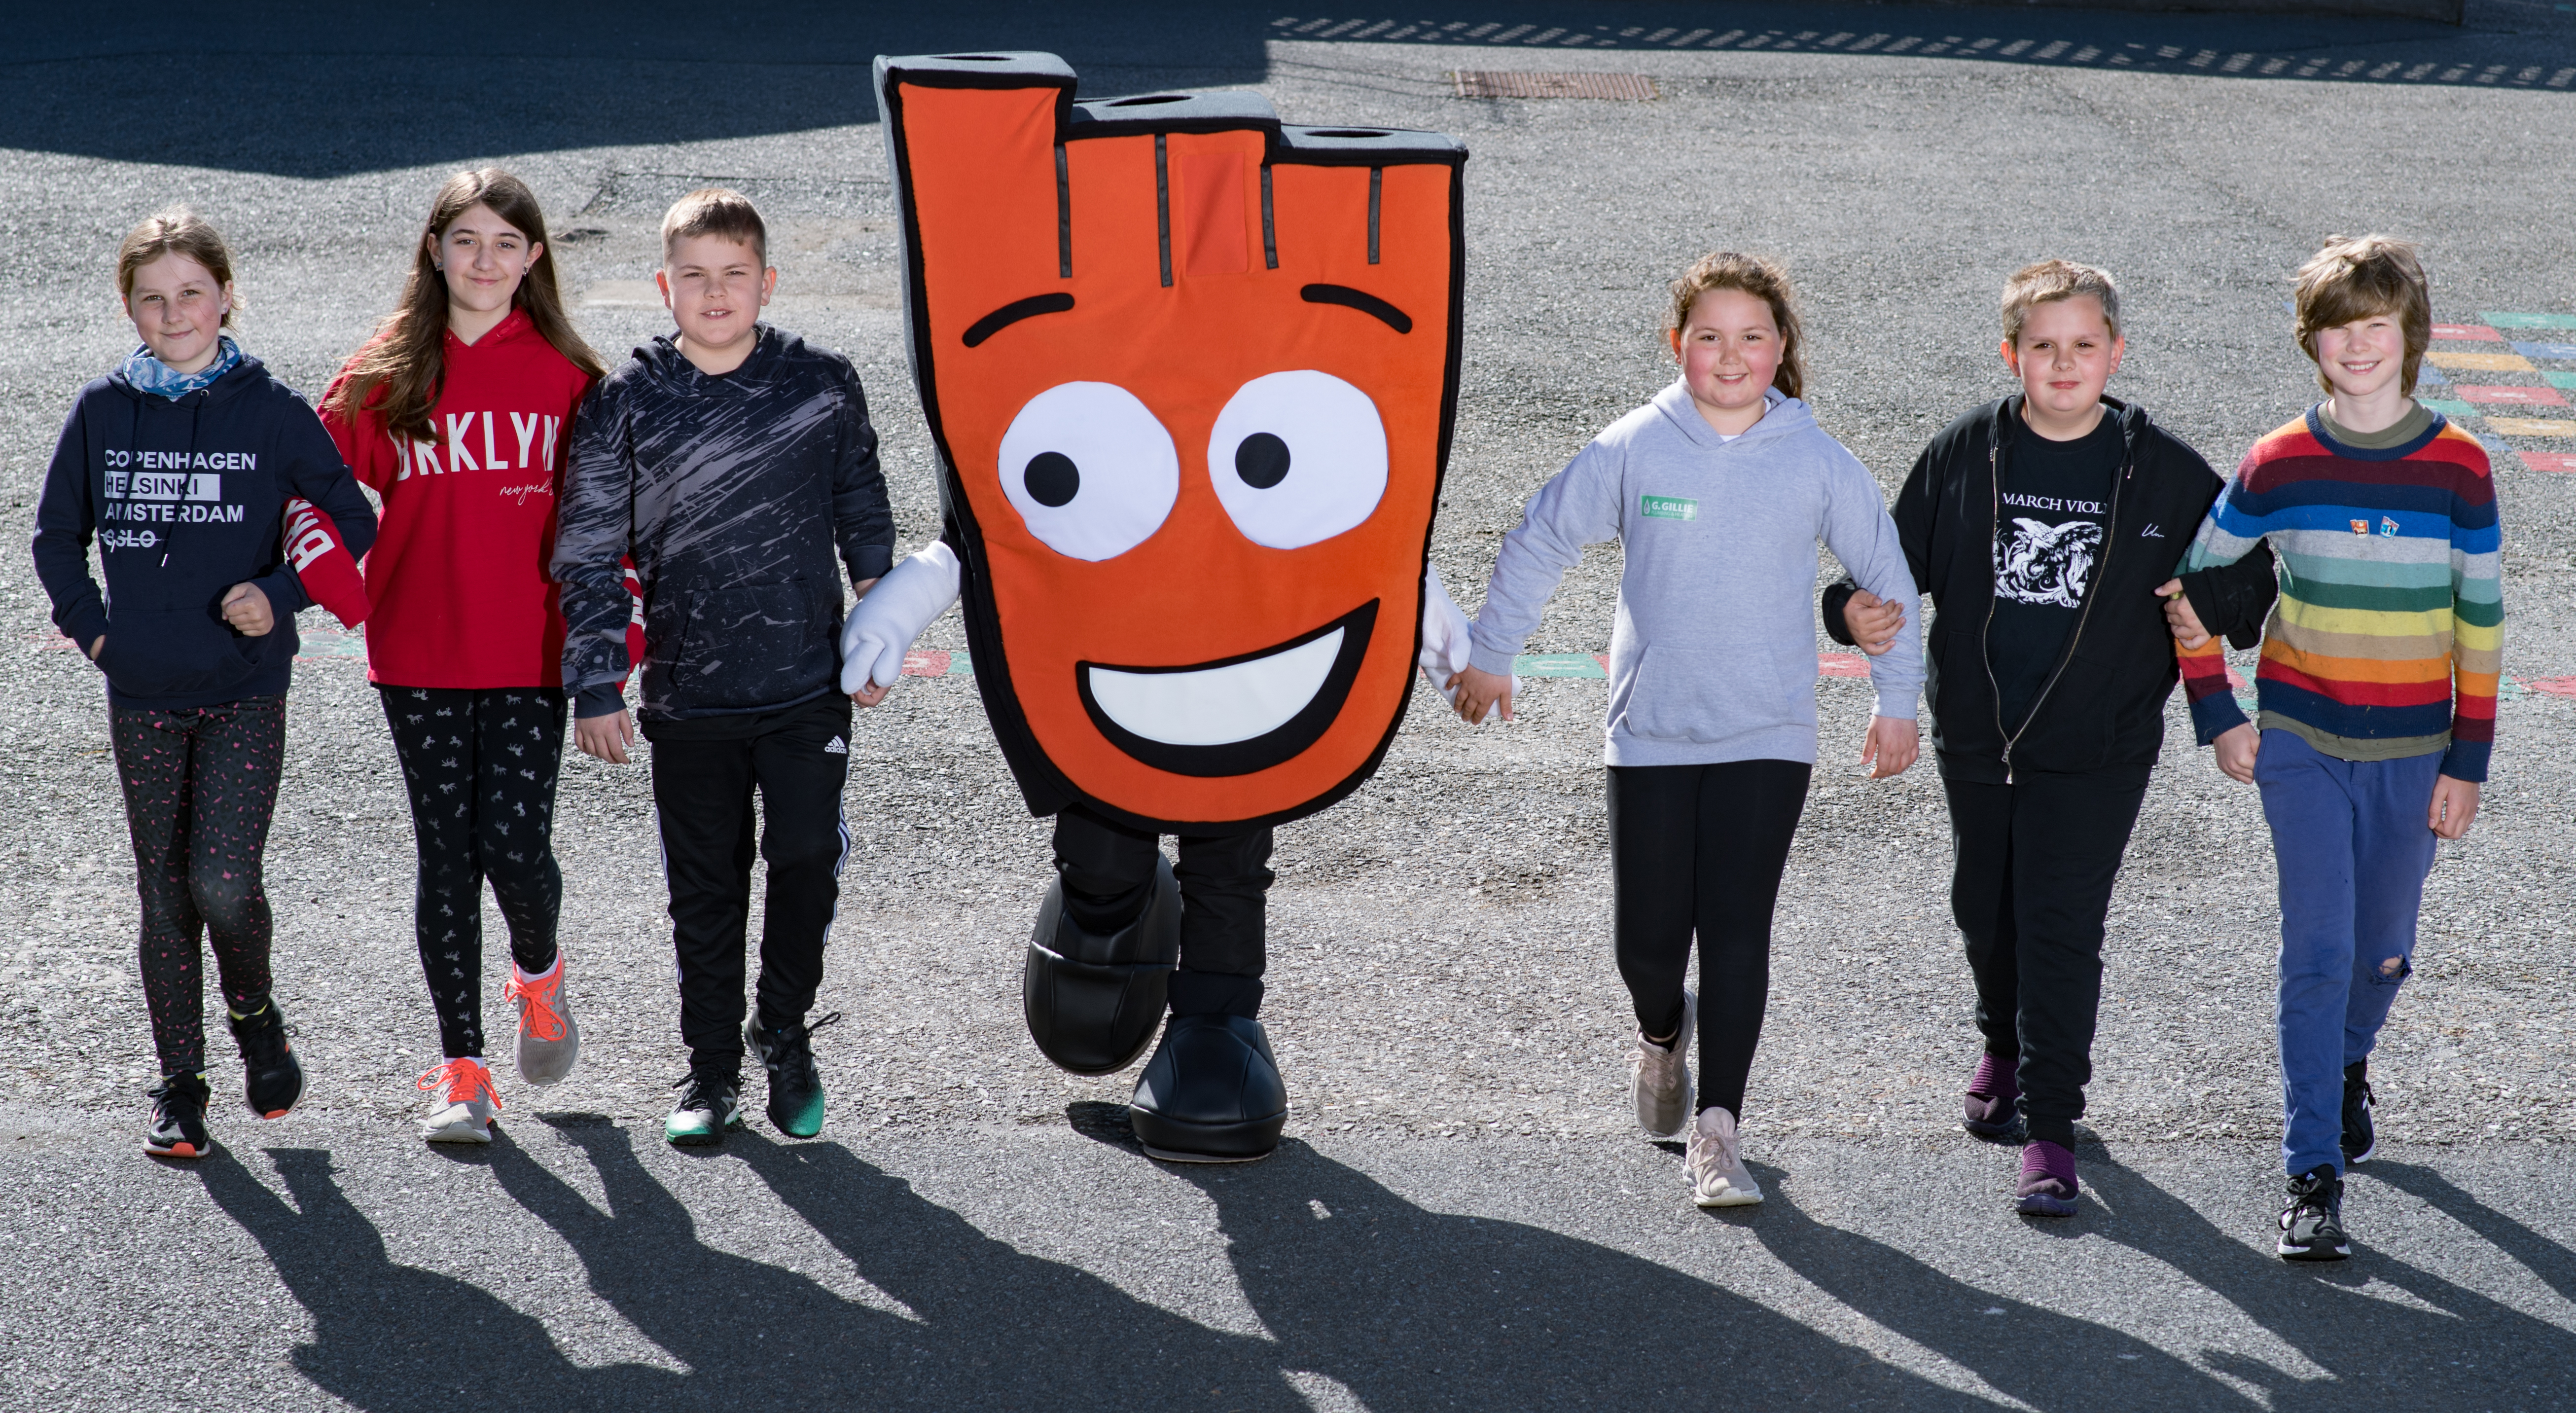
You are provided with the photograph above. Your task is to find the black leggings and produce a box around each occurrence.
[380,686,567,1059]
[1607,760,1813,1120]
[111,695,286,1077]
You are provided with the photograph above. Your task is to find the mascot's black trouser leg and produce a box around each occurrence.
[1049,807,1287,1162]
[1052,807,1274,1017]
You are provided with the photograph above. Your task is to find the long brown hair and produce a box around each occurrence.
[324,168,602,440]
[1666,251,1806,400]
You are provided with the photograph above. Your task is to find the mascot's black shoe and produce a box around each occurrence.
[1128,1014,1288,1163]
[1024,855,1181,1074]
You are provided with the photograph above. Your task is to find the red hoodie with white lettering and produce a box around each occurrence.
[322,309,594,688]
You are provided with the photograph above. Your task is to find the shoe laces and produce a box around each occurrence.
[417,1057,503,1110]
[2281,1173,2337,1231]
[504,963,568,1042]
[758,1011,842,1089]
[672,1070,737,1113]
[235,1006,294,1069]
[1688,1112,1740,1180]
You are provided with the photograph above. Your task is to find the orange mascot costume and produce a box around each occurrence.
[856,52,1470,1161]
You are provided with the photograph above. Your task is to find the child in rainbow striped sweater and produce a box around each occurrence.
[2162,235,2501,1263]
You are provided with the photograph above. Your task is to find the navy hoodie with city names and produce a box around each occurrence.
[32,354,380,709]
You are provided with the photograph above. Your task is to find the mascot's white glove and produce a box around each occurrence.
[1418,564,1511,723]
[840,542,963,695]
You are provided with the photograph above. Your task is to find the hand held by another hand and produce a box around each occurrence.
[1448,663,1512,724]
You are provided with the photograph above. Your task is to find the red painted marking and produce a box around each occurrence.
[901,649,951,677]
[1818,652,1870,678]
[2225,665,2250,690]
[1593,654,1608,672]
[2520,452,2576,473]
[2459,384,2569,406]
[2527,677,2576,699]
[2433,324,2502,342]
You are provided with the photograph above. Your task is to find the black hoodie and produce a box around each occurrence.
[1823,397,2277,785]
[553,325,895,725]
[32,355,379,709]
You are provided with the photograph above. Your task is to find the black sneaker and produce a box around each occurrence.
[2341,1061,2376,1164]
[228,999,304,1120]
[145,1073,213,1159]
[748,1011,839,1140]
[2277,1164,2351,1262]
[665,1070,744,1147]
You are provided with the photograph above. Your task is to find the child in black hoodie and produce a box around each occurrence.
[554,189,894,1147]
[31,210,379,1158]
[1824,262,2275,1213]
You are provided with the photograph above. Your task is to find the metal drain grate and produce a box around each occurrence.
[1451,70,1658,100]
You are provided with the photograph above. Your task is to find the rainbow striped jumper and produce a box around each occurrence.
[2177,406,2501,782]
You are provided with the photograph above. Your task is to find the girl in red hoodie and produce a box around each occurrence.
[322,169,604,1143]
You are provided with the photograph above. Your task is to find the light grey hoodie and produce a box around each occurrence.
[1469,381,1922,767]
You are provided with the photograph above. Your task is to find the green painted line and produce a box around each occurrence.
[1516,652,1607,679]
[2422,399,2477,421]
[2545,371,2576,391]
[2480,312,2576,330]
[954,649,973,677]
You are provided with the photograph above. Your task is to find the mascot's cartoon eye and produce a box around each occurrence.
[1206,371,1388,550]
[998,381,1180,561]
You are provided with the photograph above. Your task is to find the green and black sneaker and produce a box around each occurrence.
[748,1011,841,1140]
[665,1069,744,1147]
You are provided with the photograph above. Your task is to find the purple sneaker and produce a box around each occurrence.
[2014,1140,2080,1217]
[1963,1052,2023,1141]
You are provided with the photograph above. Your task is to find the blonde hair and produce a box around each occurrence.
[662,188,768,266]
[116,208,240,326]
[2001,259,2121,345]
[2292,234,2430,397]
[1666,251,1806,399]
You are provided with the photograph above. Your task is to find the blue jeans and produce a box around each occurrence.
[2254,729,2442,1178]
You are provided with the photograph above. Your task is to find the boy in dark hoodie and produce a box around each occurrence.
[554,189,895,1147]
[1824,260,2276,1214]
[32,209,379,1158]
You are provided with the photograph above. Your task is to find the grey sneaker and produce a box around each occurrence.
[504,955,579,1087]
[1630,989,1695,1137]
[417,1058,501,1144]
[1686,1106,1762,1207]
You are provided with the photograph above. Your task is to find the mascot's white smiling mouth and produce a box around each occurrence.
[1075,601,1379,778]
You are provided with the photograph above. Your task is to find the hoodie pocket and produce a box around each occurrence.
[665,580,833,710]
[1618,644,1794,744]
[97,606,261,699]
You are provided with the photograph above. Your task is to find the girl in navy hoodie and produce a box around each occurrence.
[32,210,378,1158]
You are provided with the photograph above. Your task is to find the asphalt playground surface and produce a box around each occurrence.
[4,2,2576,1408]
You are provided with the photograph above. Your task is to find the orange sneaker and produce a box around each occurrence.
[504,954,580,1087]
[417,1057,502,1144]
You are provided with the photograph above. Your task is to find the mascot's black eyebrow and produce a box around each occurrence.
[1300,284,1412,334]
[963,292,1076,348]
[963,285,1411,347]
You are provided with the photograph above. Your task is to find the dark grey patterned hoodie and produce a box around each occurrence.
[553,325,894,723]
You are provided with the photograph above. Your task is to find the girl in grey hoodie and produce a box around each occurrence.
[1452,253,1922,1209]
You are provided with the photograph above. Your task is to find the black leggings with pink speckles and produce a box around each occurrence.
[109,694,286,1078]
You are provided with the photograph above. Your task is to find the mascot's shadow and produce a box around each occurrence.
[1067,1110,1985,1411]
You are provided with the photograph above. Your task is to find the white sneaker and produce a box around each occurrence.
[417,1057,502,1144]
[1630,989,1695,1137]
[1686,1106,1762,1207]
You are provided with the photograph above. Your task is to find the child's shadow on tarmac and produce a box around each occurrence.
[193,1116,2576,1413]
